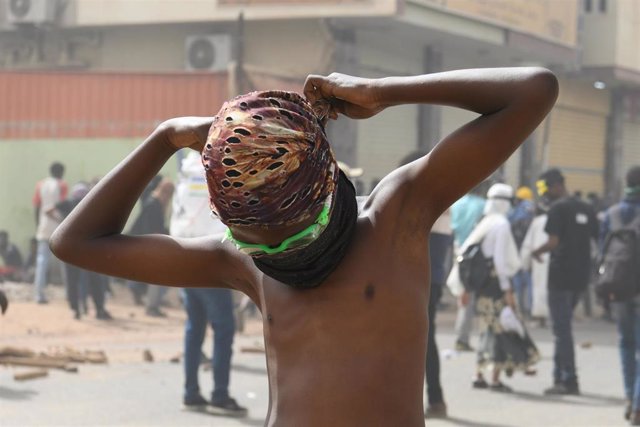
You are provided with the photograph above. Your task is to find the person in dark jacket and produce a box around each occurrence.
[0,231,24,282]
[53,182,112,320]
[127,177,175,317]
[600,166,640,424]
[533,168,598,396]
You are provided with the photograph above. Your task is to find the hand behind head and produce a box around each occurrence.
[304,73,384,120]
[161,117,214,152]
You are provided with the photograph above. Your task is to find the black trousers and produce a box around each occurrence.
[426,283,444,405]
[65,263,107,314]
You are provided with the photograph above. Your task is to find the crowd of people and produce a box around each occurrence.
[0,158,249,417]
[2,67,639,425]
[428,165,640,426]
[3,153,639,423]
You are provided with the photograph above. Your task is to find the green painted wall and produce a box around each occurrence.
[0,138,178,257]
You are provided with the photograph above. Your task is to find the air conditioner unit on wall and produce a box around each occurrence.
[185,34,232,72]
[7,0,58,25]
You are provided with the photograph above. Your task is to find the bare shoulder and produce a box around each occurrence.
[360,164,437,236]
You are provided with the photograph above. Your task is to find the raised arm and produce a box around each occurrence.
[49,118,254,295]
[305,67,558,223]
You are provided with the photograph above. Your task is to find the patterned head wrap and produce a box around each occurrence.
[202,90,338,228]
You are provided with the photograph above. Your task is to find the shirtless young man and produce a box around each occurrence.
[51,67,558,426]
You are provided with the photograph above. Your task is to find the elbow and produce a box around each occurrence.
[49,226,74,263]
[527,67,559,106]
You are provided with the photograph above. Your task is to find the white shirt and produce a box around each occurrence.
[431,209,452,236]
[170,152,227,238]
[36,177,64,240]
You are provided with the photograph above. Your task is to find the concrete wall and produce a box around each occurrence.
[580,0,617,66]
[582,0,640,72]
[615,0,640,72]
[244,19,333,77]
[72,0,397,26]
[83,19,329,77]
[95,23,223,71]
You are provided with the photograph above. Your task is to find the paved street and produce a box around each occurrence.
[1,302,626,427]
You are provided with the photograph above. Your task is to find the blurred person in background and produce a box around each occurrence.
[0,289,7,314]
[461,183,538,393]
[509,186,536,318]
[33,161,67,303]
[520,196,551,328]
[143,179,175,317]
[51,182,112,320]
[449,182,488,352]
[0,231,24,282]
[172,152,247,417]
[532,168,598,396]
[400,150,450,418]
[425,210,452,417]
[22,237,38,284]
[126,175,163,310]
[51,67,558,426]
[599,166,640,425]
[452,183,488,249]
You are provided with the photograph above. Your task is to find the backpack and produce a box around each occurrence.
[596,206,640,302]
[457,242,494,293]
[509,202,534,250]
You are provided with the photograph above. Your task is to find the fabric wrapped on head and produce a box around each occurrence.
[485,183,514,216]
[487,183,514,200]
[202,90,338,228]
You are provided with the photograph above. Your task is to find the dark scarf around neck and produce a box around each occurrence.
[252,171,358,289]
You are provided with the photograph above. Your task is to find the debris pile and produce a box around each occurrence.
[0,346,108,381]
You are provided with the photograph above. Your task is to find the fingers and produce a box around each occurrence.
[304,74,332,104]
[194,116,215,143]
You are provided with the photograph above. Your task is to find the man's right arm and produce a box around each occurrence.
[533,203,562,261]
[50,118,254,295]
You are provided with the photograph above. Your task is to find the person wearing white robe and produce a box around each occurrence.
[521,209,550,323]
[459,183,539,392]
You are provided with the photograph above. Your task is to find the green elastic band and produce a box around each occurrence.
[224,201,331,255]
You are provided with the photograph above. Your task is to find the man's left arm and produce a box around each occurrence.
[304,68,558,225]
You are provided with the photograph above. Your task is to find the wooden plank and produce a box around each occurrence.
[14,369,48,381]
[0,356,77,372]
[0,347,36,358]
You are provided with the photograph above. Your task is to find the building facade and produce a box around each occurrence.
[0,0,638,251]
